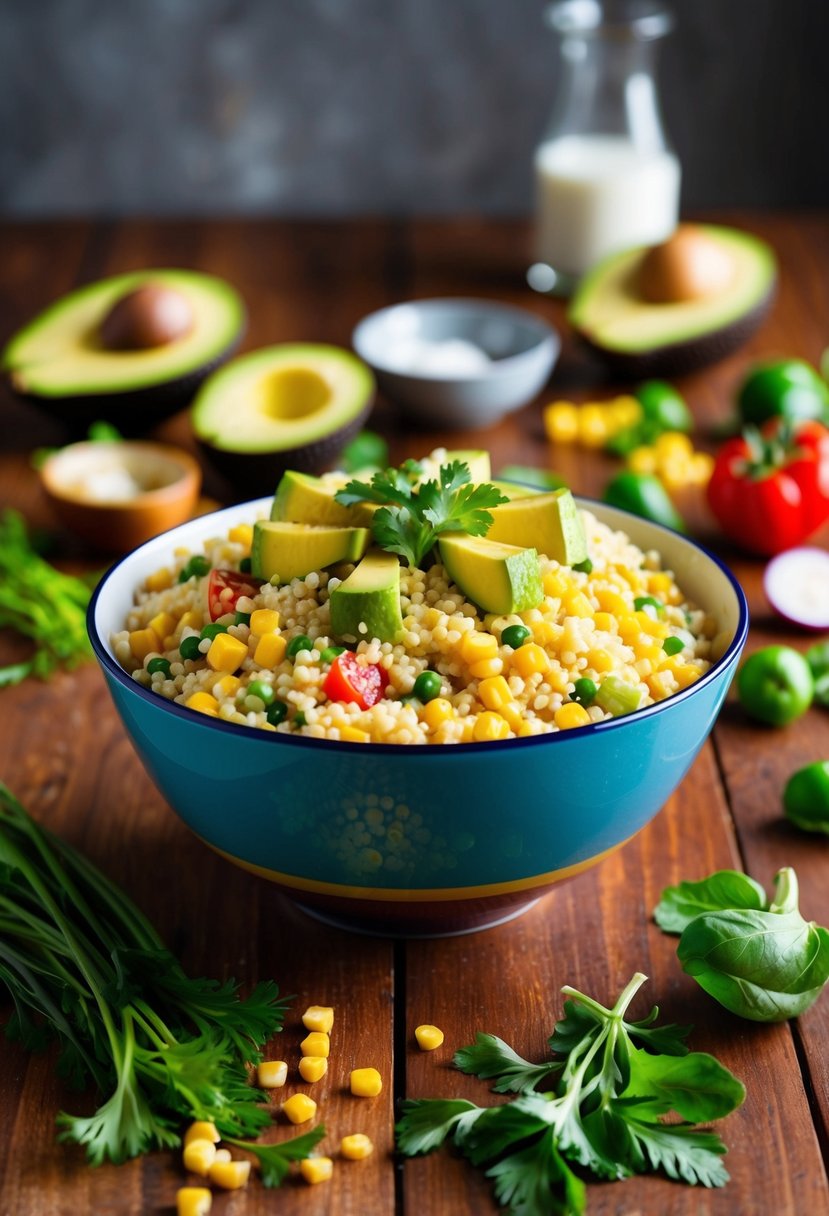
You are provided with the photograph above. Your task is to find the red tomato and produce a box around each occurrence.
[206,569,260,621]
[322,652,385,709]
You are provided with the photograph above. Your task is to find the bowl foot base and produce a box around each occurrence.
[291,894,542,939]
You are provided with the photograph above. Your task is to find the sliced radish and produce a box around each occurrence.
[764,547,829,631]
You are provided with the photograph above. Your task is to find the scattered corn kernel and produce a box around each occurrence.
[477,675,513,711]
[300,1157,334,1185]
[586,648,615,673]
[283,1093,318,1124]
[421,696,455,730]
[299,1056,328,1083]
[628,446,658,475]
[129,628,159,663]
[554,702,592,730]
[473,711,511,742]
[146,566,174,593]
[212,674,241,699]
[228,523,254,549]
[301,1031,330,1058]
[563,591,593,618]
[185,691,219,717]
[253,631,287,668]
[183,1138,217,1176]
[468,656,504,680]
[350,1067,383,1097]
[206,632,248,674]
[511,643,550,678]
[415,1024,445,1051]
[207,1159,251,1190]
[177,610,202,633]
[250,608,281,635]
[578,403,610,447]
[184,1121,220,1146]
[340,1133,374,1160]
[340,725,370,743]
[257,1059,288,1088]
[176,1186,212,1216]
[147,611,176,641]
[459,631,498,664]
[542,569,569,598]
[214,1149,231,1164]
[302,1005,335,1033]
[543,401,579,444]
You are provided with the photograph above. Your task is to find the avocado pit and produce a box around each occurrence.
[99,283,195,351]
[638,224,735,305]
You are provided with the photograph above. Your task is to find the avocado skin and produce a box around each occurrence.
[9,335,243,438]
[575,291,774,380]
[197,399,373,501]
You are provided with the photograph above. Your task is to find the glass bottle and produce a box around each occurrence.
[528,0,680,296]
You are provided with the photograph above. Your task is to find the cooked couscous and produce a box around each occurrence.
[113,454,724,745]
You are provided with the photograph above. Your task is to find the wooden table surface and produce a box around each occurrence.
[1,215,828,1216]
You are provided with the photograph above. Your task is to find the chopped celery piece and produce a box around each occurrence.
[595,674,642,717]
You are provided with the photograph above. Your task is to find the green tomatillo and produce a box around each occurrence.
[737,645,814,727]
[738,359,829,427]
[783,761,829,835]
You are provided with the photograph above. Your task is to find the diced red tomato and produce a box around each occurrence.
[322,652,385,710]
[206,569,260,621]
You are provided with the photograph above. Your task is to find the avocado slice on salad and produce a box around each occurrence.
[439,534,543,615]
[3,269,245,434]
[251,521,371,584]
[485,489,587,567]
[329,550,404,643]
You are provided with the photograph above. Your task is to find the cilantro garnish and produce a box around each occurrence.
[335,459,508,567]
[396,973,745,1215]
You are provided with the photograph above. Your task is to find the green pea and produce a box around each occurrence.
[573,677,597,705]
[572,558,593,575]
[321,645,346,664]
[247,679,275,706]
[146,657,171,678]
[239,556,252,573]
[413,670,442,702]
[234,611,251,626]
[293,711,307,728]
[266,700,288,726]
[663,636,684,656]
[200,622,228,641]
[179,636,202,661]
[634,595,665,617]
[177,555,211,583]
[287,634,313,659]
[501,624,531,649]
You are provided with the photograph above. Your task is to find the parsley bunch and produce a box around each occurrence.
[396,973,745,1216]
[335,459,508,567]
[0,785,307,1170]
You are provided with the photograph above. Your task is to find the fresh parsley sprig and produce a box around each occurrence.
[224,1126,327,1186]
[335,459,508,567]
[396,973,745,1216]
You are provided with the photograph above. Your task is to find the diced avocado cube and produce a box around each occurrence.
[484,489,587,567]
[438,534,543,615]
[329,550,404,643]
[252,521,370,584]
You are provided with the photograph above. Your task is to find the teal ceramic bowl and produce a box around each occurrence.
[88,498,748,937]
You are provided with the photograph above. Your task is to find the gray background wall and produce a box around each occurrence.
[1,0,826,217]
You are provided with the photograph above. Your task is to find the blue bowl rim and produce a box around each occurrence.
[87,495,749,758]
[351,297,561,382]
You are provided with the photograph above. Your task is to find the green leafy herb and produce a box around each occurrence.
[0,785,290,1164]
[655,867,829,1021]
[335,459,508,567]
[396,973,744,1216]
[341,429,389,473]
[224,1126,326,1186]
[0,509,96,687]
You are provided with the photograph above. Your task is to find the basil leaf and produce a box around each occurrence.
[654,869,768,934]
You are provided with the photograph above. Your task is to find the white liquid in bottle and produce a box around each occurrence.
[534,134,681,280]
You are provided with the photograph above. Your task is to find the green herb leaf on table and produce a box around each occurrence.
[395,972,744,1216]
[335,460,508,567]
[224,1126,327,1187]
[655,867,829,1022]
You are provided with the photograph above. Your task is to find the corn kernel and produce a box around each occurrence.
[578,403,610,447]
[213,674,241,699]
[206,632,248,673]
[176,1187,212,1216]
[214,1149,231,1163]
[207,1159,251,1190]
[148,611,176,642]
[302,1005,335,1033]
[543,401,579,444]
[592,611,616,634]
[459,631,499,664]
[690,451,714,484]
[146,566,174,593]
[301,1031,330,1058]
[563,591,593,618]
[542,570,569,598]
[341,1133,374,1160]
[478,675,513,711]
[184,1122,220,1147]
[595,589,630,616]
[250,608,281,636]
[129,628,159,663]
[468,656,504,679]
[415,1024,445,1051]
[299,1056,328,1083]
[511,643,550,679]
[586,648,615,673]
[340,725,370,743]
[178,610,203,633]
[228,523,254,549]
[253,632,287,668]
[628,446,657,475]
[183,1138,217,1176]
[300,1157,333,1185]
[350,1067,383,1097]
[655,431,693,459]
[185,691,219,716]
[673,663,703,689]
[257,1059,288,1088]
[421,697,455,731]
[554,702,592,730]
[609,395,642,427]
[473,711,510,742]
[283,1093,318,1124]
[500,701,525,733]
[634,611,668,640]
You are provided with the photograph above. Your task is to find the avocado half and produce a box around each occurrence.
[568,225,776,378]
[191,343,375,497]
[3,269,245,434]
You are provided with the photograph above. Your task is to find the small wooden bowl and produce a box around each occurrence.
[40,440,202,553]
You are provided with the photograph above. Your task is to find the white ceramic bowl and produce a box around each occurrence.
[352,298,560,429]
